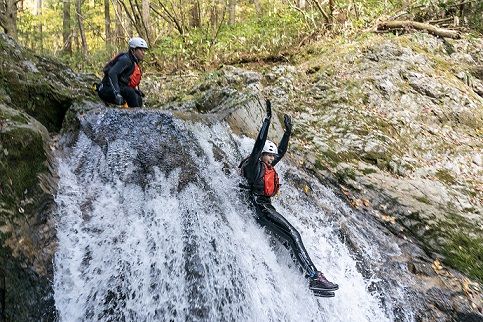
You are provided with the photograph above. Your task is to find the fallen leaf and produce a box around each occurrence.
[303,184,310,194]
[353,199,364,208]
[381,213,396,224]
[432,258,444,272]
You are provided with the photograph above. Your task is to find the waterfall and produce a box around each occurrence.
[54,109,414,321]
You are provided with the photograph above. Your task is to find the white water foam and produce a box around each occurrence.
[54,113,410,321]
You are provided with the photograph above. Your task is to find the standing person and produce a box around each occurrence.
[97,37,148,107]
[239,99,339,297]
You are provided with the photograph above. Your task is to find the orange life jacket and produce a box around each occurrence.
[262,162,280,197]
[103,53,141,88]
[128,63,142,88]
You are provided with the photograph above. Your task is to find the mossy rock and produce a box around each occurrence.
[0,247,56,321]
[0,33,96,132]
[0,105,52,219]
[0,105,56,319]
[279,33,483,291]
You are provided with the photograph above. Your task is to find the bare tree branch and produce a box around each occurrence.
[377,20,461,39]
[150,1,184,36]
[309,0,330,24]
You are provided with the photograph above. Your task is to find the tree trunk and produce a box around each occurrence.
[253,0,261,15]
[309,0,330,24]
[0,0,18,38]
[328,0,334,25]
[190,0,201,28]
[210,0,218,28]
[228,0,236,25]
[120,0,147,41]
[377,20,461,39]
[76,0,88,56]
[113,0,124,48]
[63,0,72,54]
[104,0,111,48]
[36,0,43,52]
[141,0,150,43]
[150,1,185,36]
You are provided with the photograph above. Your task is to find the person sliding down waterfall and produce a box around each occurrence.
[239,99,339,298]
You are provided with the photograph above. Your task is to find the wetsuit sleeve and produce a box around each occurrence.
[272,129,290,167]
[245,116,271,182]
[107,55,132,94]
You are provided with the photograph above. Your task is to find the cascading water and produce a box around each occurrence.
[54,109,415,321]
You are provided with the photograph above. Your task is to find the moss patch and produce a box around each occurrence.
[0,125,47,221]
[415,195,431,204]
[408,210,483,283]
[441,232,483,282]
[435,169,456,185]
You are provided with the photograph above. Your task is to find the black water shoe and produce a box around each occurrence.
[309,272,339,291]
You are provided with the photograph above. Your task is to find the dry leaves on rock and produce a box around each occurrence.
[381,213,397,224]
[432,258,444,272]
[303,184,310,194]
[462,279,482,312]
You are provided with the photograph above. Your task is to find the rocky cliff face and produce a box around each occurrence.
[288,33,482,283]
[1,30,481,321]
[144,32,482,319]
[0,33,96,320]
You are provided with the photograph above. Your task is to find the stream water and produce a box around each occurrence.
[53,109,414,321]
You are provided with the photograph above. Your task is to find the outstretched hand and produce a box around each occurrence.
[265,99,272,119]
[284,114,292,133]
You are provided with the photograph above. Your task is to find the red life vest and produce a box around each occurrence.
[103,53,141,88]
[262,162,280,197]
[128,63,142,88]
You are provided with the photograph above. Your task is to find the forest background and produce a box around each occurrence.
[1,0,482,75]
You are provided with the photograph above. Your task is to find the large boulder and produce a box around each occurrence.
[0,33,97,320]
[0,33,96,132]
[0,104,56,320]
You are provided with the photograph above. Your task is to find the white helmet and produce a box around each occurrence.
[128,37,148,49]
[262,140,278,155]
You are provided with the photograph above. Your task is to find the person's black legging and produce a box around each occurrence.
[98,84,143,107]
[250,194,318,277]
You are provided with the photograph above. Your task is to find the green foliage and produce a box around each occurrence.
[146,10,313,71]
[467,1,483,33]
[444,233,483,282]
[12,0,483,73]
[409,0,483,33]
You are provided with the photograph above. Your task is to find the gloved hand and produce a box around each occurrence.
[265,99,272,119]
[284,114,292,133]
[114,93,124,105]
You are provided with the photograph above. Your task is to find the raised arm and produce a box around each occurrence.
[244,100,272,181]
[272,114,292,166]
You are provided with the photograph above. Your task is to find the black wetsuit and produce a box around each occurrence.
[98,51,143,107]
[240,116,318,277]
